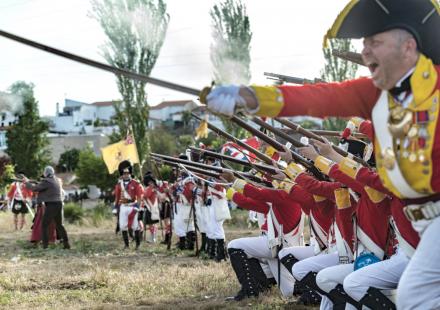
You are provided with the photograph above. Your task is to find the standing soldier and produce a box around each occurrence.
[143,172,160,243]
[114,160,143,249]
[7,173,33,230]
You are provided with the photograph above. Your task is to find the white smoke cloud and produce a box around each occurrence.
[0,91,23,114]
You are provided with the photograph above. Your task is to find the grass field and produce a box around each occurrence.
[0,209,313,310]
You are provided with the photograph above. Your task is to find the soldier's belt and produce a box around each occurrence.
[404,201,440,222]
[119,199,134,204]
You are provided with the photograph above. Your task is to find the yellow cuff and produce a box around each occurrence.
[276,180,295,193]
[284,162,306,180]
[250,85,284,117]
[313,195,326,202]
[339,157,361,179]
[334,188,351,209]
[314,156,333,175]
[364,186,386,203]
[226,188,236,201]
[265,145,277,157]
[232,179,247,193]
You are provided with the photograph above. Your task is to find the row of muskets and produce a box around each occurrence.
[150,112,371,185]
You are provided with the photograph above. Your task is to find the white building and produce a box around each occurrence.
[49,98,118,135]
[0,111,18,155]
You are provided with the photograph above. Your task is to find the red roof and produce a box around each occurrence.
[150,100,194,110]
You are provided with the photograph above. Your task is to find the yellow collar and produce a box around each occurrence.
[409,54,438,107]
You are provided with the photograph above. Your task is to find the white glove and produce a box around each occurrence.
[206,85,245,116]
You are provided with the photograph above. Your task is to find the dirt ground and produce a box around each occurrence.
[0,211,315,310]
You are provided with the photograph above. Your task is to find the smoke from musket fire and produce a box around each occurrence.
[211,34,251,85]
[0,92,23,114]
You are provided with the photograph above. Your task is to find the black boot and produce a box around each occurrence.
[134,230,141,250]
[178,236,186,250]
[215,239,226,262]
[327,284,361,310]
[128,228,134,241]
[247,257,275,293]
[295,272,325,306]
[186,231,195,250]
[359,287,396,310]
[226,248,261,301]
[122,231,129,249]
[280,254,298,275]
[199,233,207,252]
[161,232,171,245]
[209,239,216,259]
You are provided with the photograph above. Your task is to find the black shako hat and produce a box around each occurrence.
[143,172,157,187]
[324,0,440,64]
[118,160,133,176]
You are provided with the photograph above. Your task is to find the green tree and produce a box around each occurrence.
[320,39,359,131]
[210,0,252,138]
[5,81,50,178]
[76,148,117,192]
[58,148,80,172]
[0,157,14,193]
[92,0,170,165]
[149,128,178,156]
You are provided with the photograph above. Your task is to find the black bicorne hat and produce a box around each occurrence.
[324,0,440,64]
[118,160,133,176]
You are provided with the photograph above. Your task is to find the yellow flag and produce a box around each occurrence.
[195,118,209,140]
[101,135,140,173]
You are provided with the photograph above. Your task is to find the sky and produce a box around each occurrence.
[0,0,366,116]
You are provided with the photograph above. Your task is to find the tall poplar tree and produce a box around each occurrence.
[92,0,169,164]
[210,0,252,139]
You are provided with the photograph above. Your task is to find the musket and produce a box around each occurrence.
[191,113,274,165]
[0,29,201,97]
[264,72,324,85]
[229,115,326,180]
[274,117,370,167]
[309,129,369,140]
[188,147,279,174]
[151,154,272,186]
[8,177,38,184]
[332,50,365,66]
[152,158,221,178]
[281,128,368,140]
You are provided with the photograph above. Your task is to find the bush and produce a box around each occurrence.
[63,202,84,224]
[86,203,112,226]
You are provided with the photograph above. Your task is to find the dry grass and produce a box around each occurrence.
[0,210,314,310]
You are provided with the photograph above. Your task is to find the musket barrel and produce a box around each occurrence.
[151,153,224,173]
[0,29,201,96]
[191,113,274,165]
[274,118,370,167]
[152,158,220,178]
[189,147,279,174]
[230,115,316,172]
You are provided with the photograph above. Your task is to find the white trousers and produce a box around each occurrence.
[228,236,295,297]
[278,246,316,278]
[344,248,409,302]
[206,205,225,239]
[397,216,440,310]
[195,203,208,233]
[317,263,356,310]
[119,204,139,231]
[291,252,340,281]
[173,203,194,237]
